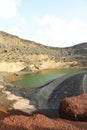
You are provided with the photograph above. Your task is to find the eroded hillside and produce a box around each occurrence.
[0,31,87,72]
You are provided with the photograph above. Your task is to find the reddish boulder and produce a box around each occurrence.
[59,94,87,121]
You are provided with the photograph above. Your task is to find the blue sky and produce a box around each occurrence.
[0,0,87,47]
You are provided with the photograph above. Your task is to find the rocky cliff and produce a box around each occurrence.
[0,31,87,72]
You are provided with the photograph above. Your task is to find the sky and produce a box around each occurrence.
[0,0,87,47]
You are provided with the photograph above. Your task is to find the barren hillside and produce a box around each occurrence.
[0,31,87,72]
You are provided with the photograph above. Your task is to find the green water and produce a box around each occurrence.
[10,68,85,88]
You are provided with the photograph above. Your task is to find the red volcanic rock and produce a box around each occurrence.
[59,94,87,121]
[0,106,87,130]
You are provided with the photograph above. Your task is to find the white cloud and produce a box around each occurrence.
[37,15,87,47]
[9,26,21,36]
[7,17,27,37]
[0,0,21,18]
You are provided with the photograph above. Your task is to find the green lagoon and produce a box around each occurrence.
[8,68,85,88]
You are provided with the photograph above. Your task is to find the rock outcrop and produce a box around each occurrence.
[59,94,87,121]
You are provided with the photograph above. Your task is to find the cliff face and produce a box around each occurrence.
[0,31,87,72]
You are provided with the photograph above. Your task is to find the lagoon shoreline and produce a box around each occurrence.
[0,69,87,117]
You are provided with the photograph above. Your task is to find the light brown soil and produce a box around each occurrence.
[0,106,87,130]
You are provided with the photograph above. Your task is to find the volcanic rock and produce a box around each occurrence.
[59,94,87,121]
[0,106,87,130]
